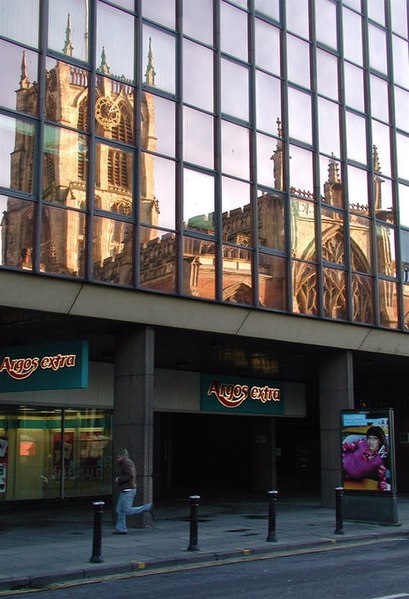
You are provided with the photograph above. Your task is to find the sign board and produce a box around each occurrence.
[200,374,284,415]
[0,341,88,392]
[341,409,395,493]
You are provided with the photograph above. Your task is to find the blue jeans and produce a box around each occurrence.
[115,489,152,532]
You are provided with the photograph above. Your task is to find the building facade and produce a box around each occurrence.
[0,0,409,509]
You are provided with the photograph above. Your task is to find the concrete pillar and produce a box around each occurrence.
[113,326,154,526]
[319,350,354,507]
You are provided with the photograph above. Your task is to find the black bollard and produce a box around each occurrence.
[187,495,200,551]
[266,490,278,542]
[334,486,344,535]
[90,500,105,563]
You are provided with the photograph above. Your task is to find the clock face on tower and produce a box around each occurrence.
[95,96,121,129]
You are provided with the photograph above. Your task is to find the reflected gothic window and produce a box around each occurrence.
[322,267,347,320]
[352,273,374,324]
[379,279,399,328]
[292,261,318,316]
[376,223,396,278]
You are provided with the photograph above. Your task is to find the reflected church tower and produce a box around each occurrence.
[2,16,158,281]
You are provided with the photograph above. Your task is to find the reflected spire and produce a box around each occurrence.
[373,145,384,212]
[270,118,284,191]
[145,37,156,86]
[99,46,110,74]
[19,51,30,89]
[327,152,341,184]
[63,13,74,56]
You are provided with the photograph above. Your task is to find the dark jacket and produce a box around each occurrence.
[116,457,136,490]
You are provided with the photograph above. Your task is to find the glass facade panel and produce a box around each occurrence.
[220,2,248,62]
[323,266,347,320]
[376,223,396,277]
[183,107,214,169]
[255,19,280,75]
[183,236,216,300]
[46,59,89,131]
[258,189,285,251]
[391,0,408,38]
[259,253,287,310]
[0,114,35,194]
[286,0,309,38]
[318,98,340,157]
[287,35,310,88]
[321,207,345,265]
[396,133,409,181]
[316,50,338,101]
[370,75,389,123]
[368,24,388,75]
[141,154,175,230]
[94,141,132,211]
[184,169,215,234]
[97,2,135,83]
[255,0,279,21]
[142,0,175,29]
[92,215,133,285]
[183,0,213,44]
[344,63,365,112]
[348,165,368,212]
[375,177,394,224]
[350,214,372,274]
[183,40,213,112]
[257,132,283,190]
[49,0,88,62]
[346,112,367,165]
[288,88,312,145]
[315,0,337,50]
[352,273,374,324]
[143,25,176,95]
[0,40,38,116]
[221,121,250,179]
[95,76,134,143]
[0,0,39,48]
[291,198,316,260]
[289,146,314,197]
[372,121,391,177]
[292,261,318,315]
[379,280,399,328]
[222,245,253,306]
[320,154,344,208]
[0,195,35,270]
[0,407,111,501]
[40,205,85,277]
[145,94,175,158]
[256,72,281,135]
[221,177,252,247]
[343,8,363,65]
[140,228,176,293]
[368,0,385,26]
[392,35,409,89]
[221,59,249,122]
[43,126,88,204]
[400,184,409,228]
[395,87,409,133]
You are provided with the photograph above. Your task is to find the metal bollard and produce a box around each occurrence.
[90,500,105,563]
[266,490,278,542]
[187,495,200,551]
[334,486,344,535]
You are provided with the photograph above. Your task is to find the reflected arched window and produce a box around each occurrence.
[111,109,132,144]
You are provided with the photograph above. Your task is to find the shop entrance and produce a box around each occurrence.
[154,413,274,499]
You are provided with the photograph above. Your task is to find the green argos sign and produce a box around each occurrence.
[200,374,284,415]
[0,341,88,392]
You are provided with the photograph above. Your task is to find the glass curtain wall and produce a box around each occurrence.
[0,0,408,327]
[0,407,112,501]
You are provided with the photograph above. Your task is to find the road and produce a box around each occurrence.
[4,537,409,599]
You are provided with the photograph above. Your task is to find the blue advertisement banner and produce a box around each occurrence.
[200,374,284,415]
[0,341,88,392]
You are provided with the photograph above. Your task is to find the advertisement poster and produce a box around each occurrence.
[341,409,395,493]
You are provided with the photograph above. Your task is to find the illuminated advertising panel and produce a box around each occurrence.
[341,409,395,493]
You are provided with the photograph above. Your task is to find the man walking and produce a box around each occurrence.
[113,448,153,534]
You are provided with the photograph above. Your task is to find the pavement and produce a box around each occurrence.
[1,492,409,593]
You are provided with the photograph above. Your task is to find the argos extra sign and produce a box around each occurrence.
[0,341,88,392]
[200,374,284,415]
